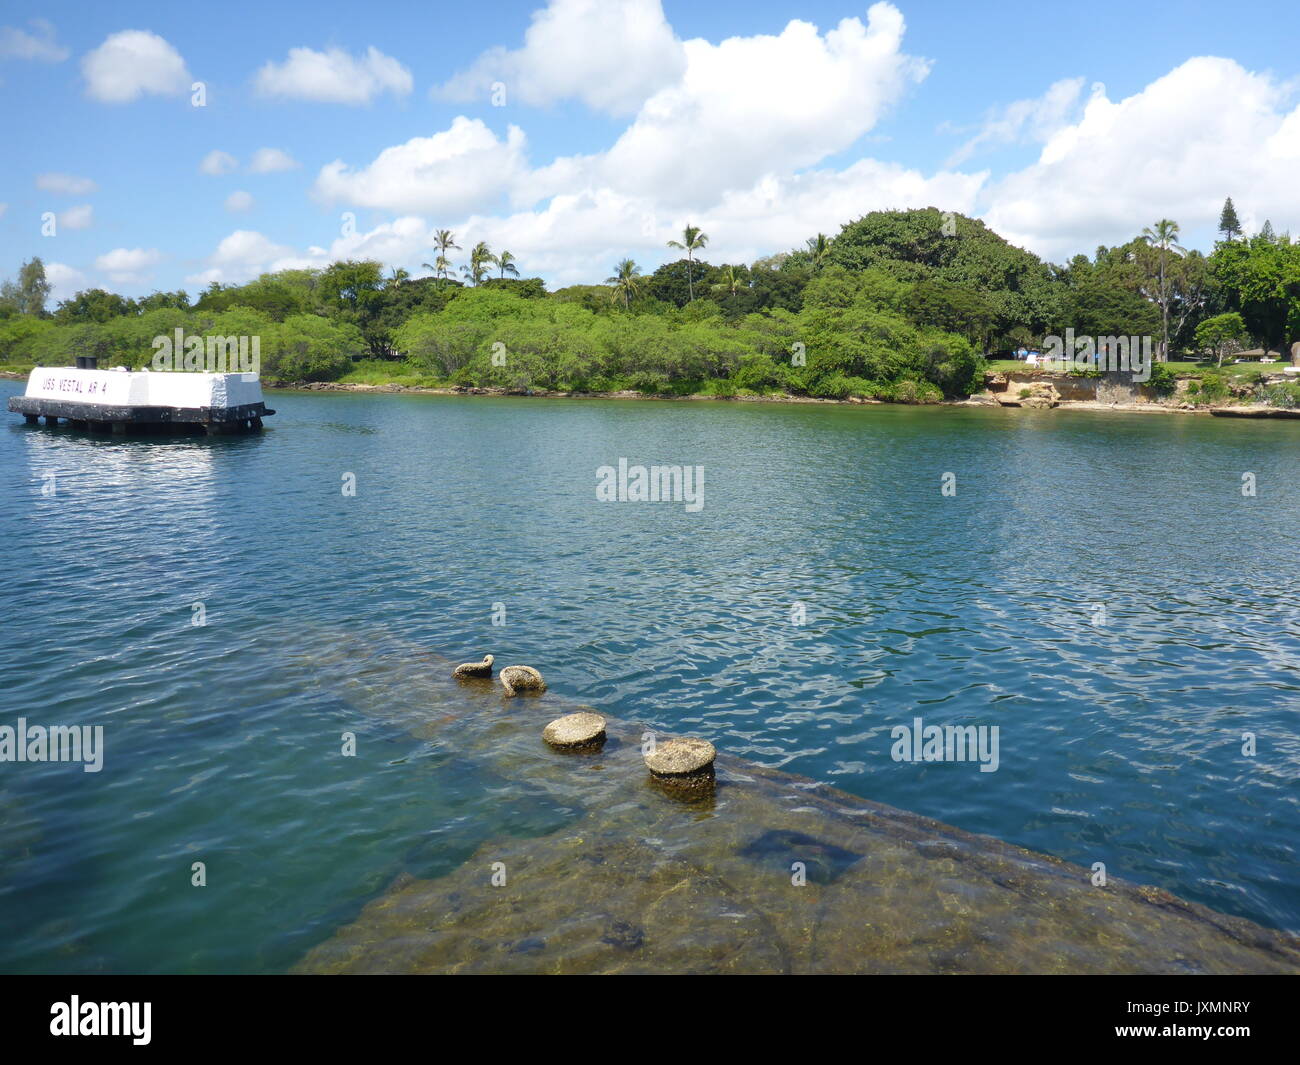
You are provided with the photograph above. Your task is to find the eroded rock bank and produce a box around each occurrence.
[970,369,1300,417]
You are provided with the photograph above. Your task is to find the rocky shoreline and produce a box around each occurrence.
[272,376,1300,419]
[7,368,1298,419]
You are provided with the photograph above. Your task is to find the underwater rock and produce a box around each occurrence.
[543,712,606,751]
[500,665,546,696]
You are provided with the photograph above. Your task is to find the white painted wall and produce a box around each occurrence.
[25,369,264,409]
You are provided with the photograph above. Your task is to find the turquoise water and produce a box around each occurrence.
[1,381,1297,973]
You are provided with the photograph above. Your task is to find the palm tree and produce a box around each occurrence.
[461,241,496,286]
[496,250,520,279]
[386,267,410,290]
[667,224,709,301]
[805,233,831,272]
[422,229,461,287]
[711,264,744,297]
[606,258,642,310]
[1142,219,1184,361]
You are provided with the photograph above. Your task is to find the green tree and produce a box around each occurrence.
[606,259,642,310]
[805,233,832,272]
[319,260,387,356]
[1194,312,1248,367]
[461,242,496,286]
[1212,233,1300,353]
[496,250,520,279]
[1218,198,1241,242]
[1141,219,1184,361]
[423,230,461,287]
[0,257,53,316]
[667,224,709,301]
[54,288,137,323]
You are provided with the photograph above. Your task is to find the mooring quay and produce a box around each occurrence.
[8,357,275,435]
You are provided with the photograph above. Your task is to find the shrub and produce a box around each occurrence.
[893,379,943,404]
[1192,372,1229,405]
[1146,362,1178,396]
[1264,382,1300,409]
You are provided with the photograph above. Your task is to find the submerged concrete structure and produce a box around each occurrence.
[289,631,1300,975]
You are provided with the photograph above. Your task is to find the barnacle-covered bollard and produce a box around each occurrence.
[542,712,607,751]
[645,737,716,791]
[453,654,494,679]
[500,665,546,696]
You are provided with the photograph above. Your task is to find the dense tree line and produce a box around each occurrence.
[3,205,1297,397]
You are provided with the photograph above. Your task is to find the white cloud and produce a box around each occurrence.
[225,190,254,213]
[248,147,299,173]
[185,230,303,286]
[0,18,69,62]
[138,11,1300,293]
[944,77,1087,166]
[312,117,528,215]
[254,45,411,104]
[81,30,192,103]
[95,247,162,284]
[199,150,239,176]
[58,204,94,230]
[983,57,1300,260]
[44,262,86,302]
[0,203,7,219]
[439,0,685,116]
[36,172,97,196]
[537,2,929,208]
[265,158,980,292]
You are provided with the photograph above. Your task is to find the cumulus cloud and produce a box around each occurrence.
[248,147,299,173]
[44,262,86,301]
[225,190,254,213]
[185,230,306,286]
[438,0,685,116]
[0,18,69,61]
[317,3,925,221]
[527,2,929,208]
[82,30,191,103]
[36,172,97,196]
[312,117,529,215]
[95,247,162,283]
[982,57,1300,259]
[157,10,1300,293]
[199,150,239,176]
[58,204,94,230]
[254,45,411,104]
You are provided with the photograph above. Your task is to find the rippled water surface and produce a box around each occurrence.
[1,382,1297,973]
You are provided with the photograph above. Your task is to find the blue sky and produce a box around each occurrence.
[2,0,1298,301]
